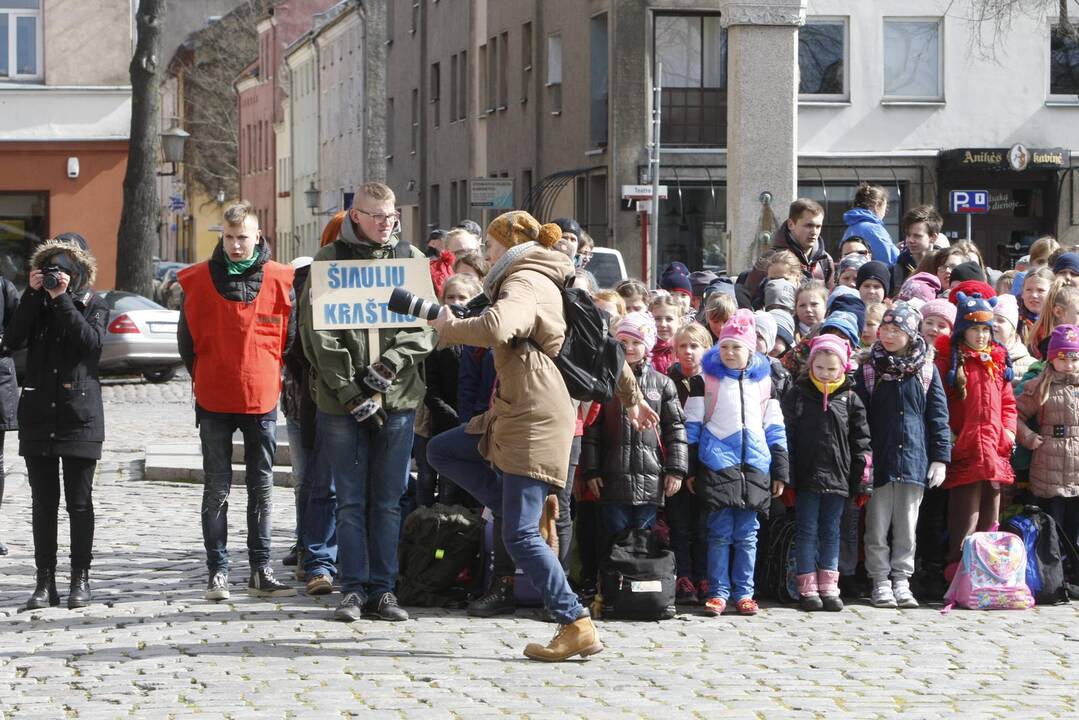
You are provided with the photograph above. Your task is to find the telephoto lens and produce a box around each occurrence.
[388,287,440,320]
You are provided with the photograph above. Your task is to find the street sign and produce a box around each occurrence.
[470,178,514,209]
[168,195,186,213]
[948,190,990,215]
[621,184,668,200]
[309,258,435,331]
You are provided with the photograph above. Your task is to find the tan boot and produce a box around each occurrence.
[539,494,560,556]
[523,615,604,662]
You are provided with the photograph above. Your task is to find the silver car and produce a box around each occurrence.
[97,291,183,383]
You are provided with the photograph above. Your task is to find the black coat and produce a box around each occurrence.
[781,376,871,497]
[582,363,688,507]
[282,263,316,448]
[424,345,461,435]
[6,289,108,459]
[0,276,20,430]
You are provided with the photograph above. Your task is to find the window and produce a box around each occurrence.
[498,31,509,109]
[522,169,533,208]
[0,191,48,288]
[410,2,419,35]
[478,43,488,114]
[1050,24,1079,97]
[654,14,727,147]
[431,62,440,128]
[547,33,563,114]
[457,178,468,223]
[883,18,943,100]
[430,184,440,229]
[457,50,467,120]
[386,0,394,43]
[450,54,458,121]
[799,17,848,99]
[449,182,458,226]
[487,36,498,112]
[0,0,41,79]
[590,14,609,147]
[410,88,418,153]
[521,22,533,103]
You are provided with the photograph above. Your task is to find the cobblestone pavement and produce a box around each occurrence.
[1,376,1078,718]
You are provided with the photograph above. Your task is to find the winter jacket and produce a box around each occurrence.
[781,376,871,497]
[934,336,1016,488]
[457,345,496,422]
[0,276,19,431]
[668,364,704,408]
[685,349,789,515]
[282,263,316,448]
[841,208,899,265]
[6,240,107,459]
[424,344,462,435]
[854,360,952,488]
[300,220,437,414]
[772,223,835,287]
[1016,371,1079,498]
[889,248,921,290]
[769,358,792,400]
[1006,338,1035,385]
[437,245,643,487]
[582,362,688,507]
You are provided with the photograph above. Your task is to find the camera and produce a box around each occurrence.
[388,287,471,321]
[41,265,64,291]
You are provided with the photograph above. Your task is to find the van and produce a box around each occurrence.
[587,247,628,289]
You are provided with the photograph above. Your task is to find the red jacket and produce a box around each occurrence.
[934,335,1016,488]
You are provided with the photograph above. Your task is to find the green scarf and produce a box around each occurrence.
[226,249,258,275]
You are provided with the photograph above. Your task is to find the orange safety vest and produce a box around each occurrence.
[178,260,293,414]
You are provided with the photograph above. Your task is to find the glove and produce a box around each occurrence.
[363,361,396,394]
[926,461,947,489]
[347,390,386,432]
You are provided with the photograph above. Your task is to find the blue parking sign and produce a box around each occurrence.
[949,190,990,214]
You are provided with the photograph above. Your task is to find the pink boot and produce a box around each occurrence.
[797,573,822,611]
[817,569,843,612]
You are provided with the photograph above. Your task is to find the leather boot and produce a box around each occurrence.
[797,572,823,612]
[467,575,516,618]
[539,494,559,556]
[818,569,844,612]
[25,568,60,610]
[523,612,603,662]
[68,568,91,609]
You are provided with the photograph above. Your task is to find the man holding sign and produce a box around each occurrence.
[300,182,436,622]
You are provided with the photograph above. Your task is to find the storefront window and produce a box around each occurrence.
[796,183,905,257]
[656,185,727,273]
[1050,24,1079,97]
[0,192,47,288]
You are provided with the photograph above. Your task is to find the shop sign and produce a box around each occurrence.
[941,147,1071,171]
[470,179,514,209]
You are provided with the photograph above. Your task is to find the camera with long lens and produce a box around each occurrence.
[388,287,471,321]
[40,265,64,291]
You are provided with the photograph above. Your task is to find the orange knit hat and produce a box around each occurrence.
[486,211,561,250]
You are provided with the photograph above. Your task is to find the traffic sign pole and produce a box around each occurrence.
[966,214,972,243]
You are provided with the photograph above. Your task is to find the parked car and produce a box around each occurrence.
[587,247,628,289]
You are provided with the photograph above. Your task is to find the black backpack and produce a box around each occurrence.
[396,504,483,607]
[1003,505,1079,605]
[594,529,676,620]
[756,512,799,603]
[520,276,625,403]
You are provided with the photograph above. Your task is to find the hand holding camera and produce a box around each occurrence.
[29,267,70,299]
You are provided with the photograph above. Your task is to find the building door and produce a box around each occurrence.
[0,192,48,288]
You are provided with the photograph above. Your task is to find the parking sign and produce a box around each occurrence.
[949,190,990,214]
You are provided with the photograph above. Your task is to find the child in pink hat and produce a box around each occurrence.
[920,299,956,348]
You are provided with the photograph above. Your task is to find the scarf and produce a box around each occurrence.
[870,335,928,382]
[810,374,844,411]
[960,342,1004,382]
[226,249,259,275]
[483,241,537,297]
[652,338,674,375]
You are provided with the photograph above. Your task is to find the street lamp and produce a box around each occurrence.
[157,124,190,177]
[304,181,338,216]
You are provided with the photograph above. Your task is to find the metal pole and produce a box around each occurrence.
[966,213,972,242]
[650,63,662,287]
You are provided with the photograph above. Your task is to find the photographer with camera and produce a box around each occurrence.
[299,182,436,622]
[4,233,107,609]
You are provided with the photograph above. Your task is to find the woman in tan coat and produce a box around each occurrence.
[426,210,655,662]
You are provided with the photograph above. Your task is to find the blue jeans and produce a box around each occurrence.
[306,409,414,596]
[300,417,337,579]
[601,503,657,551]
[794,490,847,575]
[199,410,277,574]
[427,425,584,624]
[705,507,759,601]
[286,414,316,542]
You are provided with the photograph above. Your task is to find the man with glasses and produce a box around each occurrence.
[299,182,436,622]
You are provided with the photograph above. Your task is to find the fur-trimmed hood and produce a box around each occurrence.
[701,346,771,382]
[30,238,97,291]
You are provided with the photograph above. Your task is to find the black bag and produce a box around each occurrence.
[595,529,676,620]
[1003,505,1079,605]
[521,277,625,403]
[396,504,482,607]
[756,513,799,603]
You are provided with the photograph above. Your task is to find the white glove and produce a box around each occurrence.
[926,462,947,488]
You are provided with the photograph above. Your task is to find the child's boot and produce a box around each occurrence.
[817,570,843,612]
[871,578,898,608]
[797,572,823,611]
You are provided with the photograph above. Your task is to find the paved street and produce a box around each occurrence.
[0,375,1077,718]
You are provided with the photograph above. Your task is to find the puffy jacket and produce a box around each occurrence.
[769,357,792,400]
[582,362,688,507]
[841,208,900,265]
[686,349,789,514]
[1016,371,1079,498]
[781,376,871,497]
[854,360,951,488]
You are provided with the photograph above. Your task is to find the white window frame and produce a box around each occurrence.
[546,33,563,86]
[0,5,43,81]
[1047,19,1079,104]
[881,17,944,104]
[798,16,849,103]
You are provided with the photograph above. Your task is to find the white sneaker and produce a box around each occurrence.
[870,580,897,608]
[893,579,919,608]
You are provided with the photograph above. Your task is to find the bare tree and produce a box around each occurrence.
[965,0,1077,53]
[115,0,165,297]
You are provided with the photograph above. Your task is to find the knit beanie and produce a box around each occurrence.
[703,277,738,302]
[690,270,720,297]
[660,264,693,296]
[992,293,1019,329]
[615,311,658,354]
[827,292,867,333]
[819,311,860,348]
[1047,324,1079,360]
[719,309,757,352]
[827,284,859,311]
[754,310,778,352]
[1053,252,1079,277]
[664,261,690,277]
[837,253,869,277]
[952,292,997,338]
[856,261,892,295]
[763,278,796,313]
[769,309,796,348]
[949,260,986,285]
[486,211,561,249]
[898,272,942,304]
[922,299,957,328]
[808,333,852,374]
[947,279,996,305]
[881,301,923,340]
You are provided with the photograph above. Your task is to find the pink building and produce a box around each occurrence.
[236,0,339,253]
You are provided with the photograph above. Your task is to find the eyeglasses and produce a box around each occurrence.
[1055,351,1079,361]
[354,209,401,224]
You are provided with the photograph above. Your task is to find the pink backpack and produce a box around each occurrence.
[942,531,1035,612]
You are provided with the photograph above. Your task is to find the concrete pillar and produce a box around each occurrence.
[722,0,805,273]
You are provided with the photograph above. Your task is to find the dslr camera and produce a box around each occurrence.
[40,265,65,291]
[388,287,488,321]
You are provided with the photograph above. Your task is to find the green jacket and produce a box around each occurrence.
[300,221,437,415]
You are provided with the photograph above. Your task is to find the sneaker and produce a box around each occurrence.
[334,591,365,622]
[735,597,759,615]
[704,597,726,616]
[870,580,898,608]
[247,567,297,597]
[205,571,230,601]
[675,576,699,605]
[282,544,299,567]
[306,574,333,596]
[893,579,919,609]
[363,591,409,621]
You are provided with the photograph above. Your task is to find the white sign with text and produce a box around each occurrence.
[310,258,436,331]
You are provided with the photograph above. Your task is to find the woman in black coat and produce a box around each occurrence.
[4,233,107,610]
[0,272,18,555]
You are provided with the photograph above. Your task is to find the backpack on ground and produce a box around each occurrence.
[756,512,799,603]
[479,516,543,606]
[593,529,676,620]
[520,276,625,403]
[396,504,482,607]
[1002,505,1079,605]
[942,531,1035,612]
